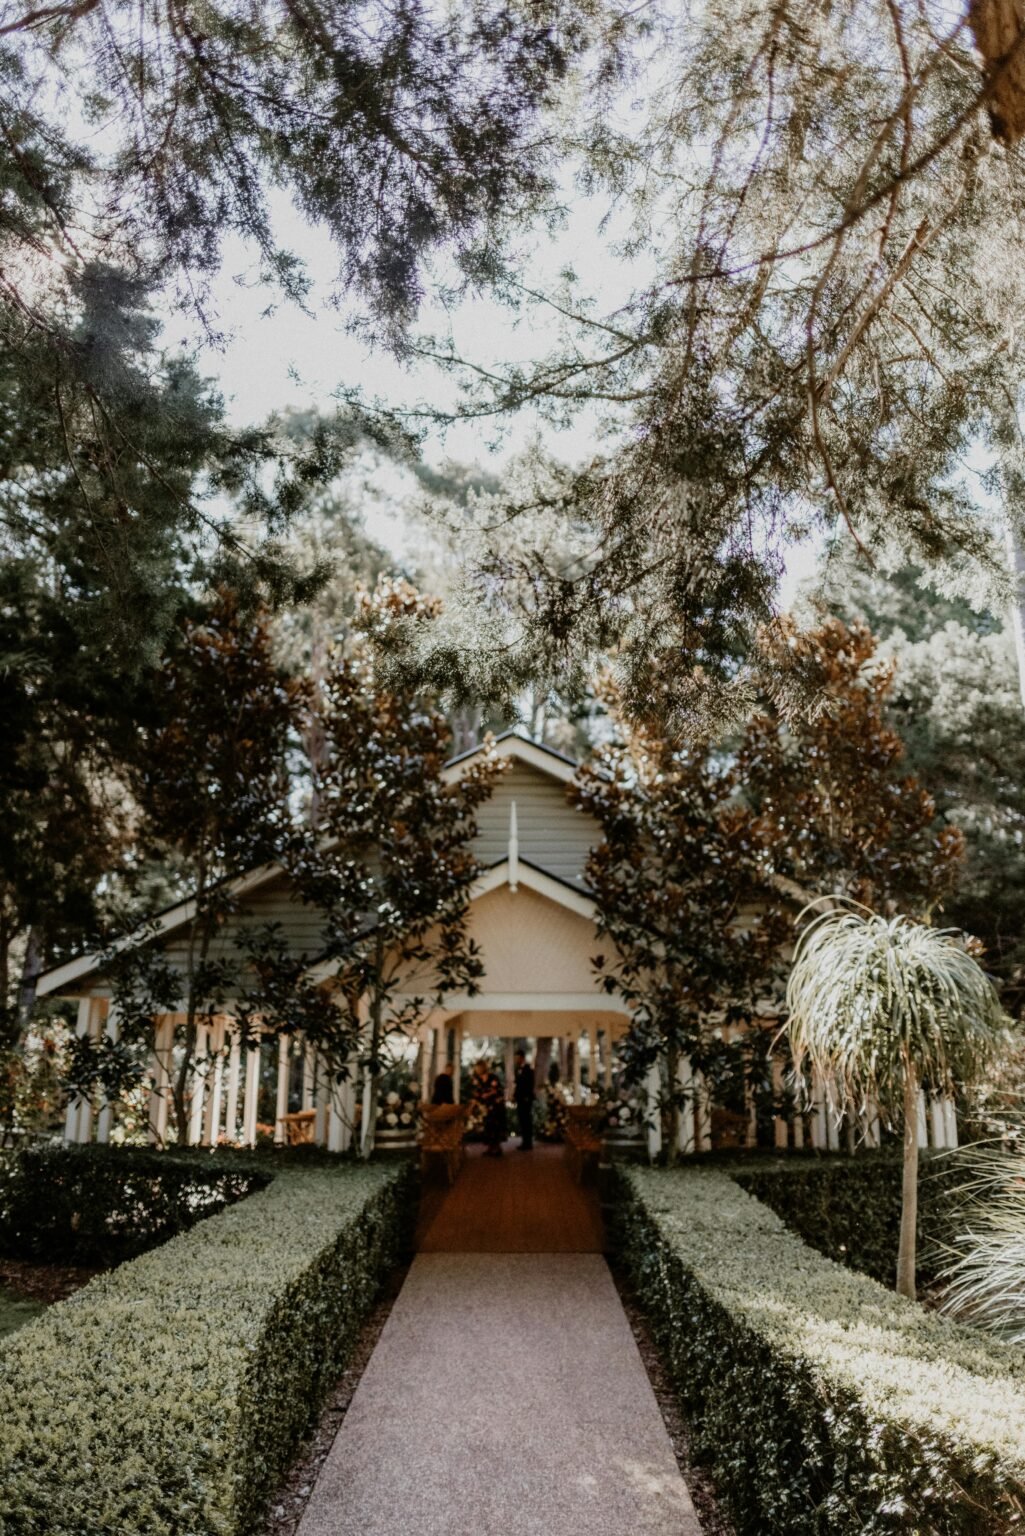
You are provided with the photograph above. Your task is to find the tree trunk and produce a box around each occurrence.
[896,1062,919,1300]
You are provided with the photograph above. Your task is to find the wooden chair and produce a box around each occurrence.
[279,1109,317,1146]
[419,1103,469,1185]
[563,1105,604,1183]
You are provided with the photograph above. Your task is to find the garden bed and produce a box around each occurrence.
[612,1165,1025,1534]
[0,1153,416,1536]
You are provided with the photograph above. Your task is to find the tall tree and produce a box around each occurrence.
[286,579,504,1153]
[571,701,786,1159]
[411,1,1025,729]
[737,619,965,917]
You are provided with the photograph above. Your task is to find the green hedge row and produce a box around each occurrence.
[0,1155,416,1536]
[612,1166,1025,1534]
[0,1144,270,1267]
[731,1152,963,1287]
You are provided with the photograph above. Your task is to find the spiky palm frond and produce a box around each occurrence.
[942,1147,1025,1344]
[786,906,1007,1117]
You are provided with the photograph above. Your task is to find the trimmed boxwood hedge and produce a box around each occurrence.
[612,1166,1025,1534]
[731,1152,963,1287]
[0,1144,271,1266]
[0,1155,416,1536]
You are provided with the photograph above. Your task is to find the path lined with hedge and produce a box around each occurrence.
[298,1250,702,1536]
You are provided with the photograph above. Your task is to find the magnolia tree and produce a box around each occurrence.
[786,907,1007,1299]
[285,581,504,1154]
[571,704,787,1160]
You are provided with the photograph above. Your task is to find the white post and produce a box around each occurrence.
[572,1032,582,1100]
[188,1024,209,1146]
[421,1030,433,1101]
[148,1015,174,1148]
[328,1064,352,1153]
[302,1037,315,1111]
[76,998,105,1144]
[677,1055,695,1155]
[453,1023,463,1103]
[310,1055,329,1147]
[693,1069,711,1153]
[224,1029,242,1143]
[242,1038,261,1148]
[772,1057,788,1151]
[645,1061,662,1160]
[95,1001,121,1145]
[942,1097,958,1149]
[929,1094,946,1151]
[604,1030,613,1092]
[810,1069,827,1150]
[65,997,96,1143]
[274,1035,290,1145]
[204,1017,227,1147]
[587,1025,598,1097]
[359,1059,374,1155]
[825,1083,840,1152]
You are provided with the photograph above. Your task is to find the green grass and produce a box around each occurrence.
[0,1285,44,1341]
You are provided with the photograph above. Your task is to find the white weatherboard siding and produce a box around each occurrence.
[472,762,597,888]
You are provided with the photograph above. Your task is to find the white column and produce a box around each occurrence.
[421,1031,433,1101]
[302,1037,315,1111]
[358,1059,374,1155]
[188,1024,209,1146]
[942,1097,958,1149]
[96,1001,121,1145]
[311,1057,330,1147]
[274,1035,290,1145]
[587,1026,598,1097]
[242,1039,261,1147]
[929,1094,946,1150]
[224,1029,242,1143]
[693,1069,711,1153]
[603,1029,613,1092]
[772,1058,788,1151]
[65,997,97,1143]
[328,1063,352,1153]
[453,1023,463,1103]
[677,1055,695,1154]
[204,1017,227,1147]
[645,1061,662,1160]
[572,1032,583,1099]
[826,1087,840,1152]
[811,1069,827,1150]
[148,1015,174,1147]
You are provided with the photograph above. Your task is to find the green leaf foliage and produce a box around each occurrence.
[612,1165,1025,1534]
[0,1151,415,1536]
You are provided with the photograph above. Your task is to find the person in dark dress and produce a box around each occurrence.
[431,1061,454,1105]
[514,1048,535,1151]
[470,1057,506,1156]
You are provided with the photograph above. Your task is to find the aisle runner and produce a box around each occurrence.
[298,1252,702,1536]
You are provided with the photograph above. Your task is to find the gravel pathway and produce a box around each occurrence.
[298,1251,703,1536]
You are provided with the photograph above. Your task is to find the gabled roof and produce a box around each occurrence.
[443,728,578,785]
[35,731,583,999]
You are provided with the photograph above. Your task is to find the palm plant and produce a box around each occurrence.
[786,907,1007,1300]
[941,1146,1025,1343]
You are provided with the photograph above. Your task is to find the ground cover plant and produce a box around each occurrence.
[0,1156,415,1536]
[612,1165,1025,1535]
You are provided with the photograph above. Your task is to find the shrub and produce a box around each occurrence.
[0,1156,416,1536]
[732,1152,964,1287]
[0,1144,270,1266]
[612,1165,1025,1534]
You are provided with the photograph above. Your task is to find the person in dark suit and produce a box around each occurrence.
[431,1061,454,1105]
[514,1048,535,1151]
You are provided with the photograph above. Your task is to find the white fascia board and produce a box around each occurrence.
[470,859,596,920]
[35,860,283,998]
[443,731,578,786]
[395,991,632,1016]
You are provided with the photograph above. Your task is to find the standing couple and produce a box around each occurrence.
[433,1050,535,1155]
[474,1050,536,1155]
